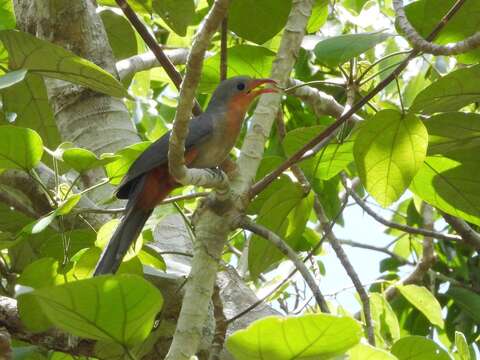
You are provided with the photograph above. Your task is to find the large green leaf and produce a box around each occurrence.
[228,0,292,44]
[411,65,480,114]
[2,73,60,150]
[248,181,313,278]
[307,0,328,33]
[349,344,398,360]
[105,141,151,185]
[199,45,275,93]
[0,0,15,31]
[62,147,117,173]
[316,141,354,180]
[152,0,195,37]
[369,293,400,343]
[396,285,444,329]
[100,10,137,60]
[424,112,480,156]
[354,110,428,207]
[0,125,43,170]
[0,30,128,98]
[226,314,362,360]
[404,0,480,63]
[391,336,451,360]
[28,274,163,346]
[455,331,471,360]
[410,156,480,225]
[314,31,390,68]
[447,287,480,324]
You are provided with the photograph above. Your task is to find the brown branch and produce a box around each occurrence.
[342,176,463,243]
[241,218,330,313]
[313,198,375,346]
[115,0,202,116]
[208,285,227,360]
[220,15,228,81]
[442,213,480,250]
[249,0,469,198]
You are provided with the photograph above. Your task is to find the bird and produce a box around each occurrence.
[94,76,277,275]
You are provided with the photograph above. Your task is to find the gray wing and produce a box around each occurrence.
[117,114,214,199]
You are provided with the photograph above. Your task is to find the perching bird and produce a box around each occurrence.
[94,76,277,275]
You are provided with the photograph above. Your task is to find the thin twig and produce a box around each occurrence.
[220,15,228,81]
[241,218,330,313]
[442,213,480,250]
[339,239,414,265]
[342,176,462,243]
[208,285,228,360]
[115,0,202,115]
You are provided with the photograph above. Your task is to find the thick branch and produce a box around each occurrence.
[394,0,480,55]
[235,0,316,196]
[241,218,329,313]
[168,0,230,196]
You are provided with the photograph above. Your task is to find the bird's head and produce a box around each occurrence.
[207,76,278,114]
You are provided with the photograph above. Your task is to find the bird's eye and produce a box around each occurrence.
[236,82,246,91]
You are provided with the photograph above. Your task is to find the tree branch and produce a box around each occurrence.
[339,239,414,265]
[241,218,330,313]
[442,213,480,250]
[114,0,202,115]
[342,176,463,244]
[167,0,230,196]
[394,0,480,55]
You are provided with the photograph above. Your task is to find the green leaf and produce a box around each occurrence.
[248,181,312,278]
[152,0,195,36]
[18,258,64,288]
[307,0,328,33]
[0,125,43,170]
[314,31,390,68]
[455,331,470,360]
[391,336,451,360]
[105,141,151,185]
[369,293,400,342]
[447,287,480,324]
[227,314,362,359]
[410,156,480,226]
[0,0,15,30]
[228,0,292,44]
[62,147,116,173]
[354,110,428,206]
[343,0,369,14]
[1,73,61,150]
[411,65,480,114]
[316,141,354,180]
[199,45,275,93]
[0,69,26,89]
[57,194,81,215]
[100,10,137,60]
[396,285,444,328]
[349,343,398,360]
[0,30,128,98]
[30,274,163,346]
[424,112,480,156]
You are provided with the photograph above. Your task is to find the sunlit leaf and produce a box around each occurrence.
[28,274,163,346]
[0,0,15,31]
[354,110,428,206]
[0,125,43,170]
[349,343,398,360]
[100,10,137,60]
[397,284,444,328]
[0,30,128,98]
[391,336,451,360]
[227,314,362,359]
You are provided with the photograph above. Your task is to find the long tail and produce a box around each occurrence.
[94,167,177,275]
[93,202,152,276]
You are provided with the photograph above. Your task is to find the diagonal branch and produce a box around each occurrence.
[442,213,480,250]
[342,176,463,244]
[115,0,202,115]
[241,217,330,313]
